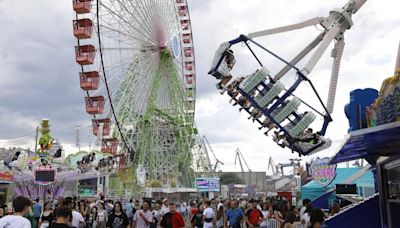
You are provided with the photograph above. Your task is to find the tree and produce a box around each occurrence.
[220,173,245,185]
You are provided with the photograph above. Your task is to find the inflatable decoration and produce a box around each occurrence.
[37,119,53,164]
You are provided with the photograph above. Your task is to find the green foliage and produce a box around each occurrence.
[149,179,162,188]
[220,173,245,185]
[170,179,177,188]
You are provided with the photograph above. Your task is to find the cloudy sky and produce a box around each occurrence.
[0,0,399,173]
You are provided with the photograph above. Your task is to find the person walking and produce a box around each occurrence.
[39,202,54,228]
[33,199,43,228]
[0,196,32,228]
[225,200,244,228]
[107,202,129,228]
[49,206,72,228]
[71,202,85,228]
[150,202,161,228]
[190,204,204,228]
[160,203,185,228]
[245,199,263,228]
[132,201,152,228]
[96,202,107,228]
[201,201,214,228]
[124,199,136,228]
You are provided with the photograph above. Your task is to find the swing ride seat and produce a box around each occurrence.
[288,112,316,138]
[289,136,332,156]
[208,42,231,79]
[272,97,302,124]
[255,81,285,108]
[239,67,269,93]
[208,34,334,156]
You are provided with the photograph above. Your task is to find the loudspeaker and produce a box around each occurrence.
[335,184,357,194]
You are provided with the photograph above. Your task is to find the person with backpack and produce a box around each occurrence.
[245,199,263,228]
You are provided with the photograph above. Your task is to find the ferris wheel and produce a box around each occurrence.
[72,0,196,185]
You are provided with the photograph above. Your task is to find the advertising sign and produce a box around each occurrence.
[195,177,220,192]
[310,157,337,187]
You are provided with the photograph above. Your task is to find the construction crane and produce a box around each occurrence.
[234,148,252,172]
[268,156,301,176]
[202,136,224,172]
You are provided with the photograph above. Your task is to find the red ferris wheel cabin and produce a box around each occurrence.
[75,45,96,65]
[73,0,93,14]
[80,71,100,91]
[85,96,105,115]
[73,18,93,39]
[92,118,111,136]
[101,138,118,155]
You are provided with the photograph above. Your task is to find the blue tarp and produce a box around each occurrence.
[301,168,374,208]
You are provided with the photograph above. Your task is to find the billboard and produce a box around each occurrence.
[195,177,220,192]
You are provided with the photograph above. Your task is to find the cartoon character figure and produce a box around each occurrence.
[37,119,54,163]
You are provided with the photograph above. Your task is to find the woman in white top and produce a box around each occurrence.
[96,202,108,228]
[202,201,214,228]
[259,203,270,228]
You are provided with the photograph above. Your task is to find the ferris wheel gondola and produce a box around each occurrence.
[209,0,367,156]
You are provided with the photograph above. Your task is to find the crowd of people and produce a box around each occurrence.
[0,195,341,228]
[188,197,333,228]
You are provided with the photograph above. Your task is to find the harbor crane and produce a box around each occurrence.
[202,136,224,172]
[268,156,301,176]
[234,148,252,172]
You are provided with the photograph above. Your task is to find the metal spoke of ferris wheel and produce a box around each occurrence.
[72,0,197,187]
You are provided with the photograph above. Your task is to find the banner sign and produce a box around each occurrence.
[0,172,13,181]
[310,157,337,187]
[195,177,220,192]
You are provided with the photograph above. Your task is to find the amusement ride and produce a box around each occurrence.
[72,0,197,187]
[208,0,367,156]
